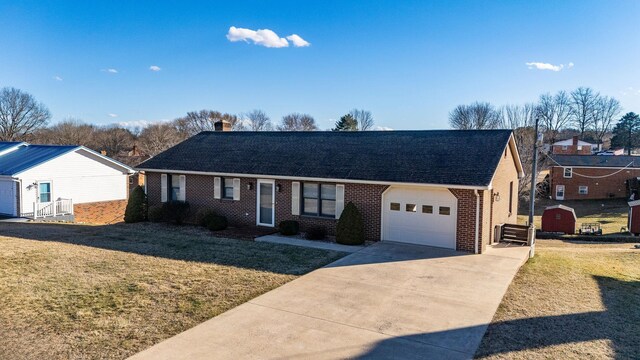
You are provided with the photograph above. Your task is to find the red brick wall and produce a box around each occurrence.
[74,200,128,224]
[449,189,481,253]
[550,166,640,200]
[145,172,387,241]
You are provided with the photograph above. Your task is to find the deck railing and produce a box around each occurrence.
[28,198,74,219]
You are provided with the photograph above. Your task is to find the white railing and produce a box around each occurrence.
[30,198,74,219]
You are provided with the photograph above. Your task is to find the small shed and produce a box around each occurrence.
[541,205,577,234]
[629,200,640,236]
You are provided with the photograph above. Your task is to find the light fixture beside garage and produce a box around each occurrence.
[493,192,501,202]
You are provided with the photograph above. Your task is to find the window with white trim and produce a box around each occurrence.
[223,178,234,199]
[577,145,583,151]
[564,167,573,178]
[579,186,588,195]
[170,175,181,201]
[562,145,568,150]
[302,183,336,217]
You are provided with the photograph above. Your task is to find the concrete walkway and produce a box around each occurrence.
[130,242,530,360]
[255,234,367,253]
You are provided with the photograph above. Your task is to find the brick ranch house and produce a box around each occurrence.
[549,155,640,200]
[0,142,134,223]
[550,136,597,155]
[137,127,524,254]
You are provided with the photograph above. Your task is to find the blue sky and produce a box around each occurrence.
[1,0,639,130]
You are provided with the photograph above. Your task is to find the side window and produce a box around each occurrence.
[170,175,180,201]
[564,168,572,178]
[509,181,514,214]
[223,178,234,199]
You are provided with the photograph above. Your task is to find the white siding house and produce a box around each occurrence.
[0,142,133,218]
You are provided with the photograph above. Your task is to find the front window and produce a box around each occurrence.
[39,182,51,203]
[564,167,572,178]
[302,183,336,217]
[223,178,234,199]
[170,175,180,201]
[579,186,588,195]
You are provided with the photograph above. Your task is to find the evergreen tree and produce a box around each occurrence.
[611,112,640,155]
[336,202,365,245]
[332,114,358,131]
[124,185,147,223]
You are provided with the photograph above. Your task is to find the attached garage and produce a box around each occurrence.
[0,179,17,216]
[382,186,457,249]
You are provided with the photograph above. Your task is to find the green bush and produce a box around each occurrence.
[195,208,217,227]
[124,185,147,223]
[162,201,191,225]
[279,220,300,236]
[207,215,228,231]
[336,202,365,245]
[148,205,164,222]
[305,226,326,240]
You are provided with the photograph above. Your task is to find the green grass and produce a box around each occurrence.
[0,222,345,360]
[476,240,640,359]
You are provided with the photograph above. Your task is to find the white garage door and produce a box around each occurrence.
[0,180,16,216]
[382,186,457,249]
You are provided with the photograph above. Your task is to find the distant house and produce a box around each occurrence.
[137,126,524,254]
[550,136,597,155]
[549,154,640,200]
[0,142,134,223]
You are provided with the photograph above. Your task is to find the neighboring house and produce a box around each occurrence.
[550,136,597,155]
[549,155,640,200]
[0,142,134,223]
[137,126,524,254]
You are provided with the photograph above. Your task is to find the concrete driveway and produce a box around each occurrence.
[130,242,530,360]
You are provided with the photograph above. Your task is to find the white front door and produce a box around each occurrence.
[382,186,457,249]
[555,185,565,200]
[257,179,275,227]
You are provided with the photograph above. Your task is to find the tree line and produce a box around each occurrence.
[0,87,376,164]
[449,86,640,199]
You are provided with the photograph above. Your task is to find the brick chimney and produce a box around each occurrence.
[214,120,231,132]
[572,135,579,146]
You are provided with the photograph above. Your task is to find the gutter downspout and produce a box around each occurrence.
[474,189,480,254]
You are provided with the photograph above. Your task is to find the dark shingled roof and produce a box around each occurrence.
[137,130,515,187]
[550,155,640,168]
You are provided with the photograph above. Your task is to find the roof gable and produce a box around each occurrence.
[138,130,515,187]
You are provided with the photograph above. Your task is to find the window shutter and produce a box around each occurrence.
[178,175,186,201]
[291,182,300,215]
[233,178,241,201]
[160,174,167,203]
[335,184,345,219]
[214,177,221,199]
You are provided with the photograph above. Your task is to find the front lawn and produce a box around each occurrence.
[0,222,345,360]
[476,240,640,359]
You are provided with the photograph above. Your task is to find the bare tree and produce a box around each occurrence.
[173,110,241,136]
[537,91,572,143]
[32,118,97,146]
[449,102,502,130]
[570,87,599,139]
[0,87,51,141]
[138,123,185,156]
[94,125,135,159]
[277,113,319,131]
[241,109,272,131]
[590,96,621,148]
[349,109,374,131]
[500,103,536,129]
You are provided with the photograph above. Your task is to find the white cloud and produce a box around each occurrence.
[286,34,310,47]
[53,76,63,81]
[117,119,170,129]
[227,26,289,48]
[620,87,640,96]
[525,62,573,72]
[101,68,118,74]
[108,113,118,118]
[149,65,161,72]
[373,126,393,131]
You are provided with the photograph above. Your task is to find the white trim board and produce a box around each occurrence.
[137,168,490,191]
